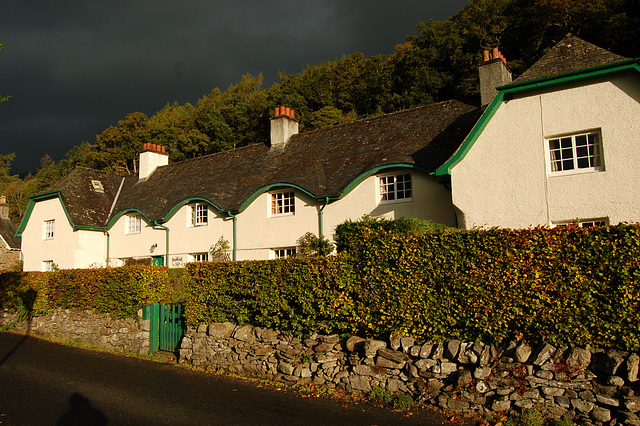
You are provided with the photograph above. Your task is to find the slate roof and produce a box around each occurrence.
[44,99,481,225]
[44,168,125,228]
[511,34,629,85]
[0,217,20,249]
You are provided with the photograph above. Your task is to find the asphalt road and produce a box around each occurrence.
[0,332,459,425]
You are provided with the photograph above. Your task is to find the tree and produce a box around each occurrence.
[147,102,210,162]
[92,112,151,173]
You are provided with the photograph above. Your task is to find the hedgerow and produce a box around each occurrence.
[1,223,639,350]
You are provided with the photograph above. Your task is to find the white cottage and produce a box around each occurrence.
[438,34,640,229]
[16,101,479,270]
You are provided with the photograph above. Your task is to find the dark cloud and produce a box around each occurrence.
[0,0,467,174]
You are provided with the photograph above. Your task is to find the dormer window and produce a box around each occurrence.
[379,173,412,203]
[126,214,142,234]
[91,180,105,193]
[270,191,295,216]
[190,203,208,226]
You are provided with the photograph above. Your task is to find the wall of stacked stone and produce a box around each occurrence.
[178,323,640,425]
[0,308,150,356]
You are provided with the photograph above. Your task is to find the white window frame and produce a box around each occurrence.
[190,203,208,226]
[43,220,55,240]
[270,191,295,216]
[273,248,296,259]
[379,172,412,203]
[126,214,142,234]
[192,253,209,263]
[547,130,604,176]
[43,260,55,272]
[553,218,608,228]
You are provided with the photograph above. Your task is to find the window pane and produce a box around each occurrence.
[562,159,574,170]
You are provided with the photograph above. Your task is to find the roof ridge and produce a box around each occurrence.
[292,99,465,138]
[511,33,629,84]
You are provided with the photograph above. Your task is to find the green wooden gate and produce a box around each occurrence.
[143,303,186,354]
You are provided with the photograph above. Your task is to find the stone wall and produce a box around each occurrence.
[0,246,20,272]
[178,323,640,425]
[0,308,150,355]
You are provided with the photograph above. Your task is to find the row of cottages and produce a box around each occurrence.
[15,35,640,271]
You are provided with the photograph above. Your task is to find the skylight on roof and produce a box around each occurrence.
[91,180,105,193]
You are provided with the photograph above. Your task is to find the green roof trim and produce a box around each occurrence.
[157,197,225,224]
[337,164,431,201]
[435,58,640,176]
[235,183,318,214]
[14,191,107,237]
[105,208,154,229]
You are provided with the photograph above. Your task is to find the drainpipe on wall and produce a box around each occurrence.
[226,211,237,261]
[318,197,329,238]
[153,222,170,266]
[104,229,110,267]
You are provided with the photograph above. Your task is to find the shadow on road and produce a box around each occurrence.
[57,393,108,426]
[0,333,30,367]
[0,288,37,367]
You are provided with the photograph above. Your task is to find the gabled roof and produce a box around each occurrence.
[0,217,20,249]
[511,34,629,85]
[110,99,481,222]
[437,35,639,176]
[40,168,125,228]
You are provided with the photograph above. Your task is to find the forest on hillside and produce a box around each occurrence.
[1,0,639,224]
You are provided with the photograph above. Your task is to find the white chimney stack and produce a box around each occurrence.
[479,48,512,107]
[270,106,299,148]
[139,143,169,179]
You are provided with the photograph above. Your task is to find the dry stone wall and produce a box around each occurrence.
[179,323,640,425]
[0,308,150,355]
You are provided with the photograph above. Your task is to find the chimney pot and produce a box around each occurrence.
[492,47,499,59]
[285,107,291,117]
[483,50,491,62]
[275,107,280,116]
[290,109,295,119]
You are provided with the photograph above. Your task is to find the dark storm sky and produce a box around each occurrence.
[0,0,468,174]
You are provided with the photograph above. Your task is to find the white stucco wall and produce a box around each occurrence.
[22,169,456,268]
[21,198,106,271]
[323,171,456,239]
[451,73,640,229]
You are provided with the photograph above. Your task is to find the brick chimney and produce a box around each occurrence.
[0,195,8,219]
[270,106,298,148]
[479,48,512,107]
[139,143,169,179]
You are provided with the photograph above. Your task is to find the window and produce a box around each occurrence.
[271,191,295,216]
[192,253,209,263]
[548,131,603,174]
[554,218,608,228]
[44,220,55,239]
[127,214,141,234]
[91,180,104,193]
[273,248,296,259]
[379,173,412,203]
[191,203,208,226]
[43,260,55,271]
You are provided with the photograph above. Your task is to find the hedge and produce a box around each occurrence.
[1,224,639,350]
[0,266,177,319]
